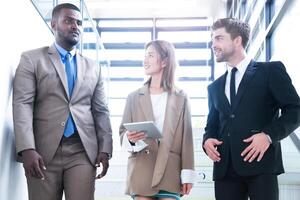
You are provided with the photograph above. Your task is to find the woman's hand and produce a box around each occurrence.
[181,183,193,195]
[126,130,147,143]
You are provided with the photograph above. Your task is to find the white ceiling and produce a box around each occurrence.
[84,0,227,19]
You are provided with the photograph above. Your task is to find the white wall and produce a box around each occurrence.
[0,1,53,199]
[270,1,300,199]
[271,0,300,94]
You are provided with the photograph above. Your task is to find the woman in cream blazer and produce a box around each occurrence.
[119,40,195,200]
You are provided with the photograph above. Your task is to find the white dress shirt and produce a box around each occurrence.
[225,57,251,104]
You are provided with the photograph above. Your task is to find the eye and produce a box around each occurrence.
[77,20,83,26]
[64,19,71,24]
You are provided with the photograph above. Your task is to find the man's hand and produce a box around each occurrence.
[21,149,46,180]
[181,183,193,195]
[95,152,109,179]
[241,132,271,162]
[126,130,146,143]
[203,138,223,162]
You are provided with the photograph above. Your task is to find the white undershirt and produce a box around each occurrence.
[150,92,168,133]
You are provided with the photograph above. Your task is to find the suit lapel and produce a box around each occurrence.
[138,86,155,121]
[232,60,258,111]
[152,89,185,187]
[71,52,85,100]
[48,44,69,98]
[213,72,231,115]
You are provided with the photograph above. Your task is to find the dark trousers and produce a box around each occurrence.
[215,160,279,200]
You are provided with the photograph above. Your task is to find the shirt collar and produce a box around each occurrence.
[226,56,251,74]
[54,42,76,59]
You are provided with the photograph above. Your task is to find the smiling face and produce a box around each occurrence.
[143,44,165,77]
[211,27,237,63]
[51,8,82,51]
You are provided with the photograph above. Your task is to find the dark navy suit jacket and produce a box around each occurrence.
[203,60,300,180]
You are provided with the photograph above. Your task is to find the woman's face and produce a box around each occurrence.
[143,45,164,76]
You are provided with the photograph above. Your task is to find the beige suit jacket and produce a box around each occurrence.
[120,85,194,196]
[13,44,112,165]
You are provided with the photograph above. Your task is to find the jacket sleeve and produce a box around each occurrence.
[181,95,195,171]
[203,84,220,145]
[262,61,300,142]
[119,93,133,145]
[13,52,36,154]
[91,64,113,155]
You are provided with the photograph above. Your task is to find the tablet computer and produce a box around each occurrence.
[123,121,162,139]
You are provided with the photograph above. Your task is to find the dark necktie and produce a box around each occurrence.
[230,67,238,106]
[64,53,75,137]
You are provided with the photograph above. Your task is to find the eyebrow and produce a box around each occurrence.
[64,16,82,22]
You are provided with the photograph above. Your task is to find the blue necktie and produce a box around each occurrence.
[64,53,76,137]
[230,67,238,107]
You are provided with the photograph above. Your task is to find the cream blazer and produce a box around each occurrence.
[13,44,113,165]
[120,85,194,196]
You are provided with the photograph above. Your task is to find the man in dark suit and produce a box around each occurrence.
[203,18,300,200]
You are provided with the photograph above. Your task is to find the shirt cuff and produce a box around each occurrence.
[121,135,148,152]
[266,134,272,144]
[181,169,196,184]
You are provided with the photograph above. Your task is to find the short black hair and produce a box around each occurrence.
[212,18,250,48]
[52,3,80,20]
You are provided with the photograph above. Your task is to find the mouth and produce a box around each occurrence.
[144,64,150,69]
[213,49,222,57]
[70,32,80,37]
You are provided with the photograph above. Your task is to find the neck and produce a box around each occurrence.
[227,49,247,67]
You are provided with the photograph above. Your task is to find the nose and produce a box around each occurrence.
[211,40,216,49]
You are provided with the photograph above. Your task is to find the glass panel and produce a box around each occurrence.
[175,49,211,60]
[158,31,211,42]
[108,98,127,116]
[101,32,151,43]
[109,67,145,79]
[176,81,210,98]
[99,19,153,27]
[105,49,145,60]
[176,66,211,78]
[109,81,144,98]
[190,98,208,116]
[156,18,212,27]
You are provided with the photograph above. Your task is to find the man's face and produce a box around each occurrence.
[52,8,82,50]
[211,27,236,63]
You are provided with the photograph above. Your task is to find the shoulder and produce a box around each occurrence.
[208,73,225,91]
[77,53,97,65]
[255,61,286,75]
[21,46,49,57]
[173,87,188,98]
[127,86,147,99]
[255,61,285,69]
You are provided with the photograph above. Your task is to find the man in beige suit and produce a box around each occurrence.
[13,3,112,200]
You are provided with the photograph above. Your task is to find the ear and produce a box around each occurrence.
[234,36,243,47]
[161,59,167,68]
[51,20,56,31]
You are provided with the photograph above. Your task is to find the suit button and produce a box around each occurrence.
[230,114,235,118]
[61,122,65,126]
